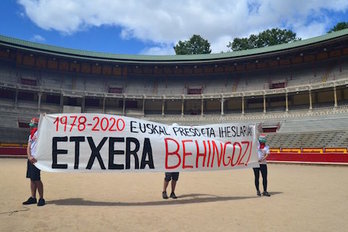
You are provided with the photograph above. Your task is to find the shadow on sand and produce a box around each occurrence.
[49,192,283,207]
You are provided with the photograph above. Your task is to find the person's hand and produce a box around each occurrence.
[29,156,37,164]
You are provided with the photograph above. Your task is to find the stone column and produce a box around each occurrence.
[242,96,245,115]
[122,97,126,115]
[102,97,106,113]
[334,86,338,108]
[201,97,204,116]
[181,96,184,117]
[14,89,18,108]
[81,96,85,113]
[38,92,42,112]
[309,89,312,110]
[60,93,64,112]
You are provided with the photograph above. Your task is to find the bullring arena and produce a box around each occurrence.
[0,29,348,231]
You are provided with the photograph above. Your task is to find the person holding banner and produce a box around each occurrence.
[162,172,179,199]
[22,117,46,207]
[253,134,271,197]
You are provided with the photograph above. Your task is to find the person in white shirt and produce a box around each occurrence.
[22,117,45,206]
[253,134,270,197]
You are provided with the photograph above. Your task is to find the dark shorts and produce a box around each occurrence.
[164,172,179,182]
[26,160,41,181]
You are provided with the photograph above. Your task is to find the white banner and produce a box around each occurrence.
[35,113,259,172]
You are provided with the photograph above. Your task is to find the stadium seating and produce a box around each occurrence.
[266,131,348,148]
[0,31,348,161]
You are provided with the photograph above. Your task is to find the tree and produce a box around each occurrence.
[174,34,211,55]
[227,28,301,51]
[328,22,348,33]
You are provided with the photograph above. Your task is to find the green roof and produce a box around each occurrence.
[0,29,347,64]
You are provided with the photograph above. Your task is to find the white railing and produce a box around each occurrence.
[0,77,347,100]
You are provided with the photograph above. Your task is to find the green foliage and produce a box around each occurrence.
[328,22,348,33]
[174,34,212,55]
[227,28,301,51]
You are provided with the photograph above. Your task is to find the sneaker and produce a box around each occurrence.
[162,191,168,199]
[37,198,46,206]
[22,197,37,205]
[170,192,177,199]
[262,191,271,197]
[257,190,261,197]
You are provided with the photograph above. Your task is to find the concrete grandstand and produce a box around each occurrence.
[0,29,348,163]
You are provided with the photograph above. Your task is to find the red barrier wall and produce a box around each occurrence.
[1,147,348,164]
[0,147,26,157]
[268,152,348,164]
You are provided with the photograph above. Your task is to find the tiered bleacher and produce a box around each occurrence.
[0,29,347,162]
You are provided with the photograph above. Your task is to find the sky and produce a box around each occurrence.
[0,0,347,55]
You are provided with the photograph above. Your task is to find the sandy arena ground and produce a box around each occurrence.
[0,158,348,232]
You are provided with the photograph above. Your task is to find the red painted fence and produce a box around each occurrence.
[268,147,348,164]
[268,153,348,164]
[1,145,348,164]
[0,146,27,157]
